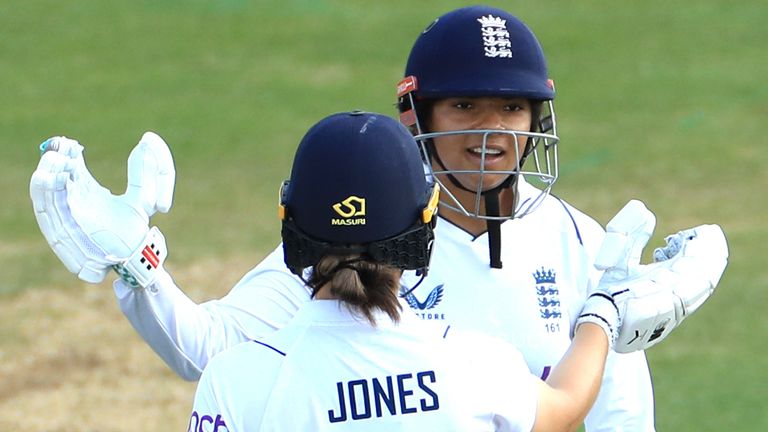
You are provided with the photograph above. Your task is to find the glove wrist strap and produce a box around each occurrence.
[576,292,620,348]
[112,226,167,288]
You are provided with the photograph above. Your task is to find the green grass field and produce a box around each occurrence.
[1,0,766,430]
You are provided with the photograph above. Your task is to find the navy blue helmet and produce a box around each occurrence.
[279,111,439,276]
[397,5,560,222]
[403,5,554,102]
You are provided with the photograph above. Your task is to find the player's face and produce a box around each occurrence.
[427,97,532,192]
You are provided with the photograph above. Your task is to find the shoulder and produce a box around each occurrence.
[443,328,528,371]
[206,339,287,377]
[528,192,606,250]
[193,340,286,429]
[226,243,311,301]
[540,193,602,230]
[236,243,305,286]
[198,338,289,407]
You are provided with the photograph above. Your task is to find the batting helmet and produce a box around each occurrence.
[397,5,560,222]
[403,6,553,101]
[279,111,439,276]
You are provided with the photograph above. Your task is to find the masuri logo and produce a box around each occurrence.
[331,196,366,226]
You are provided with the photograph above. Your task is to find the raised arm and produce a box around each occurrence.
[115,245,309,380]
[30,134,309,380]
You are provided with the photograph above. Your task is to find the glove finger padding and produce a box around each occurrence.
[612,224,729,353]
[576,200,656,347]
[30,138,112,282]
[665,224,728,315]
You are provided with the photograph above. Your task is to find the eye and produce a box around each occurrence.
[503,99,531,112]
[504,103,524,112]
[453,101,473,110]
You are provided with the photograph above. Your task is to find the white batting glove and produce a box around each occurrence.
[576,200,656,347]
[30,132,175,287]
[586,200,729,353]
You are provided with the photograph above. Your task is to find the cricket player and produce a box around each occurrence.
[189,110,642,431]
[29,6,729,432]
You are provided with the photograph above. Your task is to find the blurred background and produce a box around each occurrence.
[1,0,765,430]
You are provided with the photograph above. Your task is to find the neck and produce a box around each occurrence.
[314,283,335,299]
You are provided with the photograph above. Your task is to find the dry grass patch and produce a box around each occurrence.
[0,253,265,431]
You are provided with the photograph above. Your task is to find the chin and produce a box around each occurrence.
[443,173,511,193]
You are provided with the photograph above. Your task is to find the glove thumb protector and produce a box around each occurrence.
[124,131,176,217]
[594,199,656,282]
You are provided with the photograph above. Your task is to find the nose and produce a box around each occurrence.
[473,107,516,149]
[475,107,506,130]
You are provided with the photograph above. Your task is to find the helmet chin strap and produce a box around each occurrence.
[483,189,504,269]
[480,174,518,269]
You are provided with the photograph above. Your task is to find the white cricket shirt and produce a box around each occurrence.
[190,300,539,431]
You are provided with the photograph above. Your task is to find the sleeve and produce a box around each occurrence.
[584,349,656,432]
[455,333,539,432]
[115,244,309,380]
[489,344,540,432]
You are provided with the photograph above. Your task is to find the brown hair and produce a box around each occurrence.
[307,255,402,326]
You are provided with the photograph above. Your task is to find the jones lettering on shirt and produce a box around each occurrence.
[328,371,440,423]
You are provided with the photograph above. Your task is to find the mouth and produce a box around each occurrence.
[467,146,506,162]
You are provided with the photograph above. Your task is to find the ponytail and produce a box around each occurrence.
[308,255,402,325]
